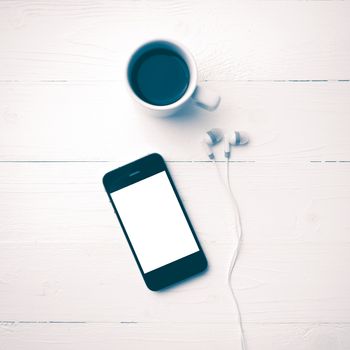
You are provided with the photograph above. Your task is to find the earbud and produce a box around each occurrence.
[203,128,223,159]
[224,131,249,158]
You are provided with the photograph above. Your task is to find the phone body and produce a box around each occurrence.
[103,153,207,291]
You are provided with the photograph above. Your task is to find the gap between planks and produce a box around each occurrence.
[0,80,349,84]
[0,160,350,163]
[1,321,350,325]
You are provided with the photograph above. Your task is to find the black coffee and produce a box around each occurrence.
[130,48,190,106]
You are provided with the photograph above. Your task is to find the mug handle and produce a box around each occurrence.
[191,84,221,111]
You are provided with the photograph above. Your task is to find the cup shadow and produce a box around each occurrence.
[165,99,206,121]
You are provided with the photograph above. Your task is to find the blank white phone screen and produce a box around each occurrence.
[110,171,199,273]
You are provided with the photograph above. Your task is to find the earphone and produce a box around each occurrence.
[224,131,249,158]
[203,128,248,159]
[204,128,249,350]
[203,128,224,159]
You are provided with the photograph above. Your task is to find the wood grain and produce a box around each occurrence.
[0,1,350,81]
[1,322,349,350]
[1,81,349,162]
[0,162,349,244]
[1,241,350,323]
[1,0,350,348]
[0,162,349,324]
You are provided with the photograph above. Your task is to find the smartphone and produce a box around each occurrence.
[103,153,207,291]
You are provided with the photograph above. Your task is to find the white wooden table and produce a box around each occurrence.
[1,1,350,349]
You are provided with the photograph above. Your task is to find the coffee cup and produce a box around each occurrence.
[126,39,220,117]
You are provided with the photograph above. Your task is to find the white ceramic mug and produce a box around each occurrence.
[126,39,220,117]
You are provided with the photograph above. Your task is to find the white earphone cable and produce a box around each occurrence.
[226,158,247,350]
[211,158,247,350]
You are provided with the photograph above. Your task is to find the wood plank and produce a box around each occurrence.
[1,322,349,350]
[0,241,349,323]
[0,162,349,323]
[1,81,349,161]
[0,1,350,81]
[1,162,349,243]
